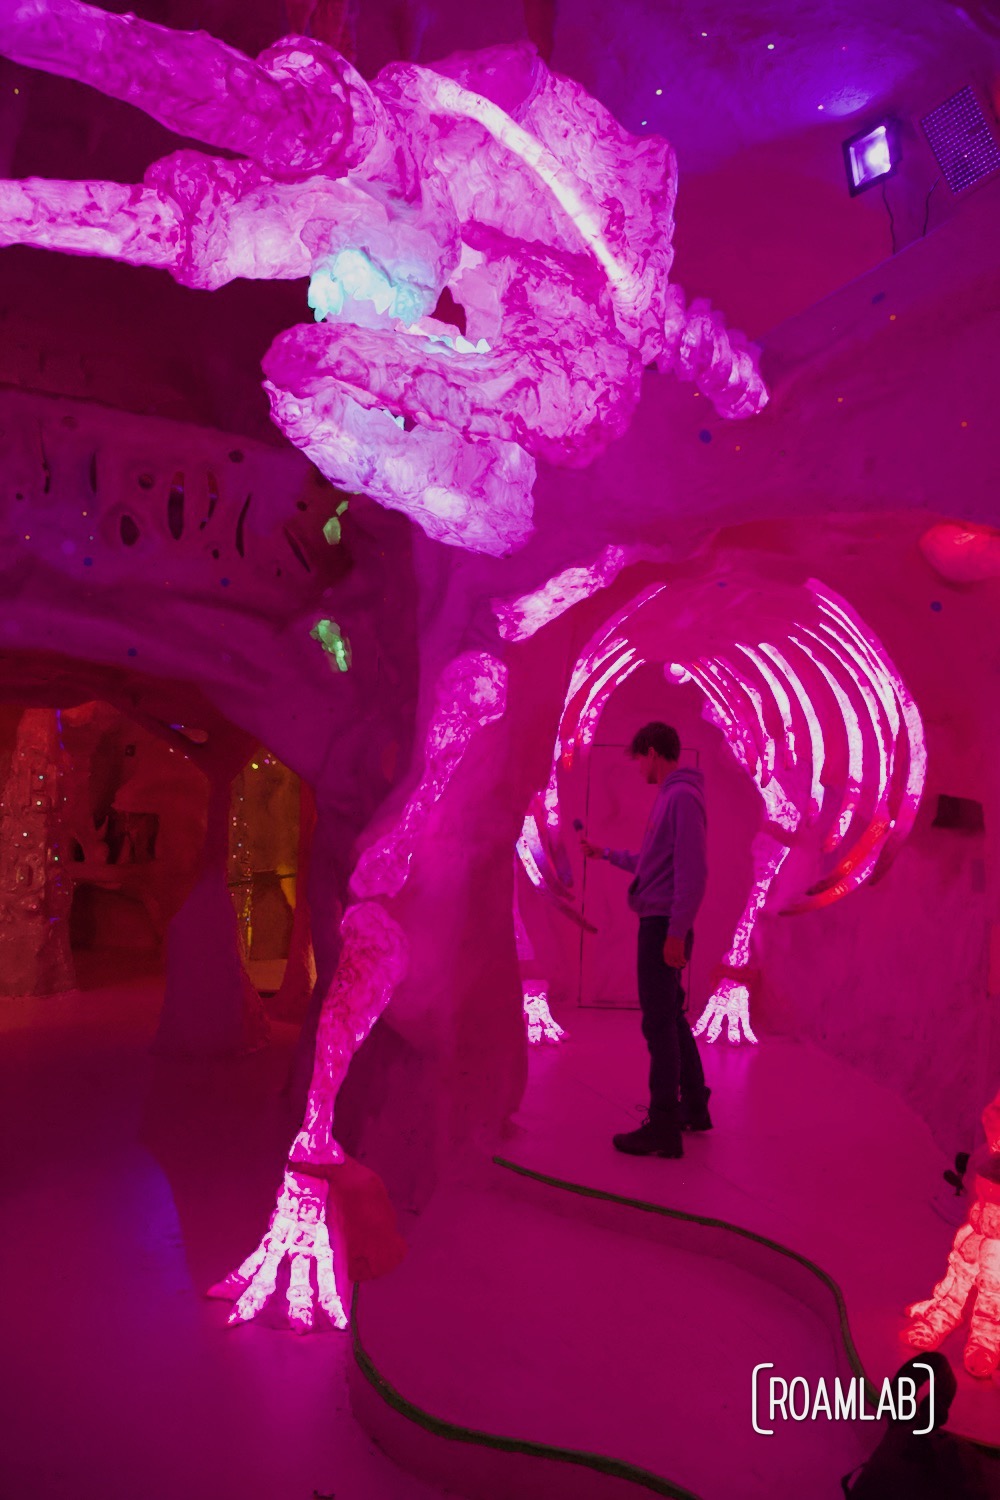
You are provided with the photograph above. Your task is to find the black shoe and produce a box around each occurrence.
[678,1087,712,1132]
[612,1111,683,1158]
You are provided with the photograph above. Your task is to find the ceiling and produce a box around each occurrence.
[356,0,1000,329]
[1,0,998,427]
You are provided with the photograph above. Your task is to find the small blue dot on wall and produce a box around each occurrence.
[83,557,93,567]
[127,647,137,657]
[221,577,231,587]
[717,580,727,588]
[872,291,886,304]
[698,429,713,443]
[930,600,942,612]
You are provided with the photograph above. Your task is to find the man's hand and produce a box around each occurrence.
[663,935,688,969]
[579,838,604,859]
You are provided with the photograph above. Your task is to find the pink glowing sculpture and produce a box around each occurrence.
[492,546,627,642]
[694,835,790,1044]
[0,0,766,556]
[220,1168,349,1331]
[522,982,566,1044]
[351,653,506,898]
[210,899,407,1330]
[683,585,925,1042]
[920,522,1000,583]
[904,1090,1000,1378]
[519,577,926,1045]
[288,902,408,1168]
[516,804,596,933]
[210,648,510,1329]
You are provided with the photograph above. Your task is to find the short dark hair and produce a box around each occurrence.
[628,721,681,761]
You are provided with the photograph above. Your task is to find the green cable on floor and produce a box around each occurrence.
[351,1278,704,1499]
[492,1153,876,1409]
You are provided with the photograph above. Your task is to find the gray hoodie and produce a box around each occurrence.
[607,768,708,936]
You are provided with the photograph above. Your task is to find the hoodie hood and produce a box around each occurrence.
[659,767,706,805]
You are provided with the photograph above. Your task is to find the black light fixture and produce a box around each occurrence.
[843,121,900,195]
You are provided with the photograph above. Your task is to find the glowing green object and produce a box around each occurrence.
[322,498,350,546]
[310,617,352,671]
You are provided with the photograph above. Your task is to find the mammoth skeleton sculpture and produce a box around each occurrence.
[0,0,773,1332]
[0,0,766,556]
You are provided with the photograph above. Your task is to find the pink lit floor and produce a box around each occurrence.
[0,962,452,1500]
[6,969,998,1500]
[503,1005,1000,1444]
[352,1007,1000,1498]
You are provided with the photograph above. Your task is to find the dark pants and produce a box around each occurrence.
[637,916,706,1115]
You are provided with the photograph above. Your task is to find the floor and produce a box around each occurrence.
[3,968,998,1500]
[354,1005,1000,1497]
[506,1006,1000,1443]
[356,1165,869,1498]
[0,967,451,1500]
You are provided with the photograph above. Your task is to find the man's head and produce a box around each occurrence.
[628,721,681,785]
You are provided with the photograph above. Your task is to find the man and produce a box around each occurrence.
[582,721,711,1158]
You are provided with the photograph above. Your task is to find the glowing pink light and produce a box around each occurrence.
[690,660,759,783]
[221,1168,348,1332]
[811,585,926,854]
[215,648,513,1332]
[735,842,790,966]
[694,836,789,1046]
[559,636,631,763]
[616,658,646,685]
[491,546,626,641]
[803,624,890,818]
[522,982,566,1044]
[734,643,797,768]
[919,522,1000,583]
[575,648,637,750]
[515,816,597,931]
[817,608,900,738]
[518,811,560,890]
[542,765,561,830]
[352,652,506,898]
[703,657,768,778]
[687,662,736,735]
[697,980,755,1046]
[571,583,668,687]
[702,654,800,834]
[692,655,799,836]
[288,902,408,1166]
[660,285,769,418]
[755,641,826,818]
[213,900,408,1330]
[516,827,546,890]
[789,633,864,849]
[905,1089,1000,1378]
[717,654,777,779]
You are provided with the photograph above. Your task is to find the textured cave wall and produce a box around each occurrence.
[753,532,1000,1160]
[760,815,992,1156]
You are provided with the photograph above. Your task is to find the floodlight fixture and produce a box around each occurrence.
[843,121,898,195]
